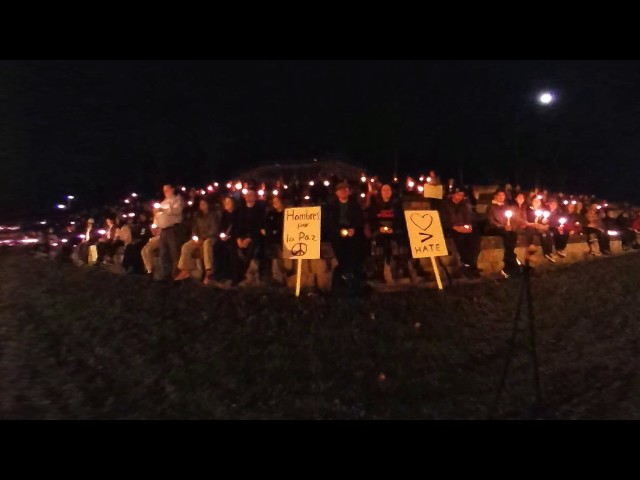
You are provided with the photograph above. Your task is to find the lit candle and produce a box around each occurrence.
[408,181,415,188]
[383,226,389,232]
[535,209,542,218]
[200,190,206,195]
[417,185,424,193]
[340,228,349,237]
[559,217,567,225]
[214,182,219,187]
[98,229,106,235]
[360,193,365,198]
[153,203,161,209]
[57,204,66,209]
[563,200,569,205]
[308,181,315,186]
[151,224,157,229]
[419,176,425,182]
[426,176,432,183]
[242,188,248,195]
[272,189,279,196]
[226,183,232,189]
[124,199,130,204]
[323,180,330,187]
[258,189,265,196]
[192,235,199,242]
[304,195,310,200]
[235,182,242,190]
[181,187,187,191]
[283,185,289,190]
[505,210,513,219]
[463,225,470,229]
[188,200,193,206]
[571,200,577,205]
[131,193,138,197]
[361,176,367,183]
[207,186,213,191]
[543,211,550,219]
[219,232,226,239]
[128,213,135,218]
[61,238,68,243]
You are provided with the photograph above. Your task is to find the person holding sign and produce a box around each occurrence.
[440,187,481,278]
[323,181,367,293]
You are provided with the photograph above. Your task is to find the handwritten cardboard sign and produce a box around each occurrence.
[283,207,321,260]
[423,184,444,199]
[404,210,449,258]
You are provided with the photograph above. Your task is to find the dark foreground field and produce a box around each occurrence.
[1,250,639,419]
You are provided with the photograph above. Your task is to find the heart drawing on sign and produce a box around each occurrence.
[410,213,433,232]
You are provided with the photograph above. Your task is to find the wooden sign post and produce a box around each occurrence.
[283,206,322,297]
[403,210,449,290]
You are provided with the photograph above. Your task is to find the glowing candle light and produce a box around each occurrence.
[226,182,232,189]
[207,186,213,191]
[61,238,68,243]
[128,213,135,218]
[188,200,193,206]
[57,204,66,209]
[383,226,389,232]
[571,200,577,205]
[200,190,206,195]
[124,199,130,204]
[131,193,138,197]
[419,176,425,182]
[361,176,367,183]
[324,180,330,187]
[67,195,75,200]
[537,195,543,200]
[563,200,569,205]
[151,224,157,229]
[258,189,265,196]
[272,189,279,196]
[181,187,187,191]
[535,209,543,217]
[97,229,106,235]
[543,211,550,219]
[153,203,161,209]
[235,182,242,190]
[427,176,432,183]
[408,181,415,188]
[219,232,226,239]
[417,185,424,193]
[607,230,619,236]
[360,193,366,198]
[192,235,199,242]
[242,188,248,195]
[283,185,289,190]
[505,210,513,219]
[304,195,310,200]
[340,228,349,237]
[308,181,315,186]
[214,182,219,187]
[70,222,75,225]
[79,234,86,239]
[559,218,567,225]
[40,221,46,225]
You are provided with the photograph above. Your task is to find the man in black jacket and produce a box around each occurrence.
[441,187,481,278]
[323,181,367,292]
[485,189,520,278]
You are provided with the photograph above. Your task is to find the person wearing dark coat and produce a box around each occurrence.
[485,189,520,277]
[323,181,367,290]
[440,187,481,278]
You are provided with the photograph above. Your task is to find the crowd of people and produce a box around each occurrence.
[39,172,640,290]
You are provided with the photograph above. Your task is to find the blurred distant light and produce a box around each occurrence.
[131,193,138,197]
[304,195,310,200]
[207,186,213,191]
[539,92,554,105]
[67,195,75,200]
[57,204,66,209]
[124,199,130,204]
[40,221,46,225]
[235,182,242,190]
[128,213,135,218]
[308,181,315,186]
[181,187,186,191]
[258,189,265,196]
[214,182,219,187]
[272,189,279,196]
[242,188,248,195]
[323,180,330,187]
[360,193,366,198]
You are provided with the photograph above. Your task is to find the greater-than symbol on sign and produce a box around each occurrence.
[291,243,308,256]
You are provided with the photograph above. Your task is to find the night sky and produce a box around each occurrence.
[2,60,639,220]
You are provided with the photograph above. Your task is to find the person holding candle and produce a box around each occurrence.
[548,199,569,258]
[485,189,520,278]
[441,187,481,278]
[174,198,221,284]
[524,196,555,262]
[323,180,367,293]
[155,184,185,281]
[368,183,407,282]
[212,196,238,285]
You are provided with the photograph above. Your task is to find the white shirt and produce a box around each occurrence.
[156,195,184,229]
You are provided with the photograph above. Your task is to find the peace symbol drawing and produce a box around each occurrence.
[291,243,308,256]
[410,213,434,242]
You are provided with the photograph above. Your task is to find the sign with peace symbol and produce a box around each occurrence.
[291,243,308,256]
[283,206,322,259]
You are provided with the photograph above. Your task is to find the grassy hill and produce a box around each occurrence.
[1,250,639,419]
